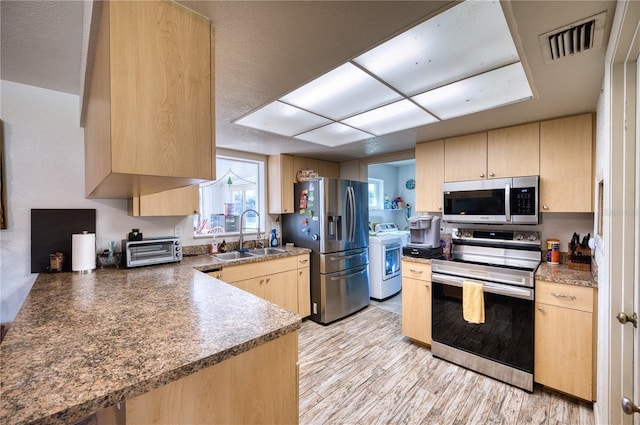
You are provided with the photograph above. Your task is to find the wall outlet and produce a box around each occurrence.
[174,225,182,237]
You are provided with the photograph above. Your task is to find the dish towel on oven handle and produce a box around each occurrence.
[462,280,485,324]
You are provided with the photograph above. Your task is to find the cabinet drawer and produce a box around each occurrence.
[296,254,310,268]
[401,261,431,281]
[536,280,594,312]
[224,256,298,282]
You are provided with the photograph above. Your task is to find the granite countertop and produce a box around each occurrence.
[0,250,307,425]
[535,262,597,288]
[402,255,597,289]
[401,256,434,265]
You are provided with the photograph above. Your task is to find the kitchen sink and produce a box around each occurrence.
[247,247,287,256]
[213,251,259,261]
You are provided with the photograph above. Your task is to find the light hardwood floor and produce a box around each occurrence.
[298,297,594,425]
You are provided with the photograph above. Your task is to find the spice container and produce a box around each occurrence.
[546,239,560,264]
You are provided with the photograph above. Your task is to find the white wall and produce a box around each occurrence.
[0,81,196,323]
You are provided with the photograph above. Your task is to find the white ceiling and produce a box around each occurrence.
[0,1,617,163]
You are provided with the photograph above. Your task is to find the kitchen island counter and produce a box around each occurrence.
[0,259,301,424]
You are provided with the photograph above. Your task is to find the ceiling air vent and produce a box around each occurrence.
[539,12,607,63]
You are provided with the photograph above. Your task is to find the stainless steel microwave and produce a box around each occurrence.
[442,176,539,225]
[122,237,182,267]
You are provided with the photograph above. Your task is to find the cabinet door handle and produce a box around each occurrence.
[266,278,271,283]
[299,259,309,264]
[537,306,544,312]
[193,209,199,214]
[438,206,442,211]
[489,172,495,177]
[479,173,485,178]
[259,279,265,284]
[409,268,423,273]
[551,292,576,300]
[424,283,430,289]
[543,204,549,210]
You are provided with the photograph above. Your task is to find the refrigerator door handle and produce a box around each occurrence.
[347,185,356,242]
[329,268,367,282]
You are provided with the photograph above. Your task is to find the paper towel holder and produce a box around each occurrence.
[72,230,96,274]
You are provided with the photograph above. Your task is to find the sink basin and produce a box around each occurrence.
[248,247,287,256]
[213,251,258,261]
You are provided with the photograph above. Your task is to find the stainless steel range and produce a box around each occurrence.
[431,228,541,392]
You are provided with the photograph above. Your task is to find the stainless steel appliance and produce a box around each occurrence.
[282,178,369,324]
[442,175,539,225]
[430,228,541,392]
[122,237,182,267]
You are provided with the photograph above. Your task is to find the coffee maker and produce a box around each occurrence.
[403,215,442,258]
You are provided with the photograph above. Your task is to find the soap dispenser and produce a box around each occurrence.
[270,229,278,247]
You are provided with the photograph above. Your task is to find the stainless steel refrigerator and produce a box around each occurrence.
[282,178,370,324]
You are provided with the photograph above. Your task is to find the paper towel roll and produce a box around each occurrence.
[72,232,96,272]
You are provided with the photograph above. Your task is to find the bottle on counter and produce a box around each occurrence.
[270,229,278,247]
[209,237,218,254]
[219,240,227,253]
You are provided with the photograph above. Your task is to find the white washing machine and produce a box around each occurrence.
[373,223,410,247]
[369,234,402,300]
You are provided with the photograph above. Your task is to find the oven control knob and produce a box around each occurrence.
[515,234,524,240]
[454,229,462,237]
[527,234,538,241]
[463,231,472,238]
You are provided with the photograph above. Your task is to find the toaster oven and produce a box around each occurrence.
[122,237,182,268]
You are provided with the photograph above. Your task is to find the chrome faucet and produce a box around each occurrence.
[238,209,260,252]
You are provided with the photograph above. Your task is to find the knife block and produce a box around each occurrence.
[568,243,591,271]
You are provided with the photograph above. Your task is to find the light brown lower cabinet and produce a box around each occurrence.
[401,260,432,345]
[213,254,311,318]
[534,280,596,401]
[124,331,299,425]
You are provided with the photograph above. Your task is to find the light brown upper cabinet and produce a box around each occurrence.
[415,140,444,213]
[444,132,488,182]
[84,1,213,199]
[268,154,296,214]
[268,154,339,214]
[129,185,200,217]
[487,122,540,178]
[540,113,594,212]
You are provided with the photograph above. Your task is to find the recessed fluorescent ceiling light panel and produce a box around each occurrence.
[353,1,520,95]
[295,123,372,147]
[234,0,532,147]
[280,63,402,120]
[235,101,331,137]
[412,63,533,120]
[343,99,438,136]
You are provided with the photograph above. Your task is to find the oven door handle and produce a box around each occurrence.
[431,273,534,300]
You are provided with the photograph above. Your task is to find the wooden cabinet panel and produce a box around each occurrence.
[293,157,319,176]
[415,140,444,213]
[296,254,311,318]
[84,1,213,198]
[535,302,593,400]
[264,270,298,313]
[126,331,299,425]
[444,132,487,182]
[130,185,200,216]
[401,260,432,345]
[268,154,295,214]
[401,276,431,345]
[487,122,540,178]
[535,279,596,401]
[540,113,594,212]
[536,280,594,312]
[222,256,303,314]
[317,160,340,178]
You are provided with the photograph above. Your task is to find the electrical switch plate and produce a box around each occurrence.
[174,225,182,237]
